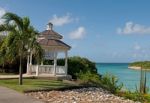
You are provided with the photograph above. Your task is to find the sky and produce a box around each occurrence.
[0,0,150,63]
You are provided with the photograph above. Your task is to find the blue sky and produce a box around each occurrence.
[0,0,150,63]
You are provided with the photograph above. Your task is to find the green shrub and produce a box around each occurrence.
[77,71,101,85]
[99,73,123,94]
[57,56,97,79]
[118,90,150,102]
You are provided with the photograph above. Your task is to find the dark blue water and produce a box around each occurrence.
[96,63,150,91]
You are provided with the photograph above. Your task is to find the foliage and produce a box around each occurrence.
[130,61,149,94]
[0,12,43,85]
[53,57,123,93]
[129,61,150,69]
[77,71,101,85]
[99,73,123,94]
[118,90,150,103]
[57,56,97,79]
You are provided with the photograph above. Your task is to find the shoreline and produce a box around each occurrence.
[128,66,150,70]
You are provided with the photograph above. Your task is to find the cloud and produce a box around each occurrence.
[0,7,6,24]
[117,21,150,34]
[134,43,141,50]
[49,13,76,26]
[69,27,86,40]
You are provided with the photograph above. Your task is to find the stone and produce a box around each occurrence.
[25,87,139,103]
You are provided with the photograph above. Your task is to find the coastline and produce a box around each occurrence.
[128,66,141,70]
[128,66,150,70]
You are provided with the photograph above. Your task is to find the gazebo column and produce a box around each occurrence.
[65,51,68,75]
[53,52,57,76]
[26,54,30,74]
[41,60,43,65]
[30,52,33,65]
[29,52,33,74]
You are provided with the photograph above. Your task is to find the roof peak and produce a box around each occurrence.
[46,22,53,30]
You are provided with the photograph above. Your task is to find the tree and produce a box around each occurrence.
[26,26,43,64]
[0,12,43,85]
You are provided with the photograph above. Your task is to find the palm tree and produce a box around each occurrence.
[0,12,43,85]
[26,26,44,64]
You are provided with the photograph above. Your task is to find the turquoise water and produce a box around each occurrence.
[96,63,150,91]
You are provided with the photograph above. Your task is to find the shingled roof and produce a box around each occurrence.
[38,23,71,50]
[40,30,63,39]
[38,39,71,49]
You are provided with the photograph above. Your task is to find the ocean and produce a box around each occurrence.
[96,63,150,91]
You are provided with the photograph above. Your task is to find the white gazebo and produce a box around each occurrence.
[26,22,71,77]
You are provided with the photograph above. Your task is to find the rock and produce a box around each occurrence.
[25,87,139,103]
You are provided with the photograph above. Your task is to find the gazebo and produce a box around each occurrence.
[26,22,71,77]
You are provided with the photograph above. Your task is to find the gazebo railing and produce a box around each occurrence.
[29,65,37,73]
[38,65,54,74]
[28,64,66,76]
[56,66,66,75]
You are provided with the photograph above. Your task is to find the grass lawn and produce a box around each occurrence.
[0,78,73,92]
[0,73,17,75]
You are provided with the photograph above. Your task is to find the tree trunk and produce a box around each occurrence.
[19,54,23,85]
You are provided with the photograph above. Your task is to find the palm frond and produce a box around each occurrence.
[2,12,23,30]
[23,17,30,31]
[0,24,17,33]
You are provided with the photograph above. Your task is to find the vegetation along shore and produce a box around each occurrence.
[129,61,150,70]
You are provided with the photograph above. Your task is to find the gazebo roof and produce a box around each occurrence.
[38,38,71,49]
[40,30,63,39]
[38,22,71,50]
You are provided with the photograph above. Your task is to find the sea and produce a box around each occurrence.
[96,63,150,91]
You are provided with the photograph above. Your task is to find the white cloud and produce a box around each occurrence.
[134,43,141,50]
[69,27,86,40]
[49,13,76,26]
[0,7,6,24]
[117,21,150,34]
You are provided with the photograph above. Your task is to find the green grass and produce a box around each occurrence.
[0,79,73,92]
[0,72,17,75]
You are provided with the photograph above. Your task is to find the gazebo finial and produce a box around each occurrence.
[46,22,53,30]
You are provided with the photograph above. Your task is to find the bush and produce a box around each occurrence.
[57,56,97,79]
[77,71,101,86]
[99,73,123,94]
[118,90,150,102]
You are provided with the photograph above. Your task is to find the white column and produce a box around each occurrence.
[26,55,30,74]
[29,51,32,74]
[36,65,39,76]
[30,52,32,65]
[65,51,68,76]
[41,60,43,65]
[53,52,57,76]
